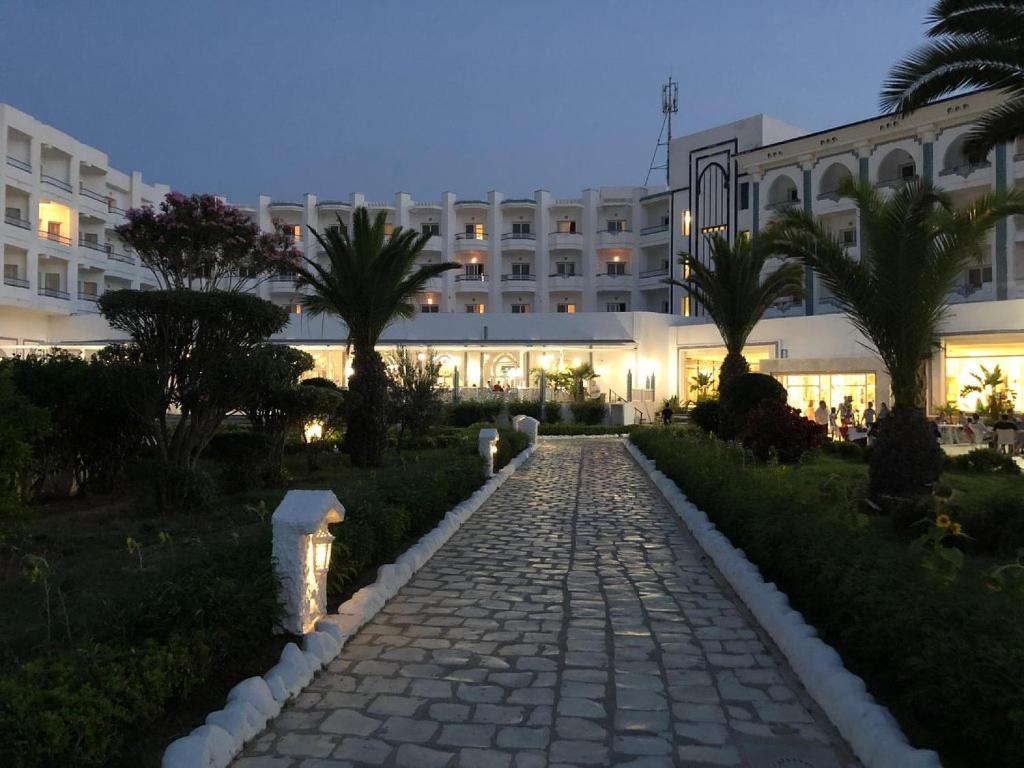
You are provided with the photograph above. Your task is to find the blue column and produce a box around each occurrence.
[803,168,814,315]
[922,141,934,184]
[996,143,1008,300]
[752,181,760,238]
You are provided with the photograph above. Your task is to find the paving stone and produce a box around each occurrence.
[231,441,854,768]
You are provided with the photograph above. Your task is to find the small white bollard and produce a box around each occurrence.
[271,490,345,635]
[514,415,540,444]
[479,427,500,477]
[512,414,527,432]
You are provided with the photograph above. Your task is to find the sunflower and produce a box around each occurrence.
[936,514,951,529]
[951,522,963,536]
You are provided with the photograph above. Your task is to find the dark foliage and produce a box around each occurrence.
[569,398,607,425]
[741,400,823,463]
[869,407,945,497]
[718,372,786,438]
[446,400,504,427]
[945,447,1021,475]
[689,398,721,435]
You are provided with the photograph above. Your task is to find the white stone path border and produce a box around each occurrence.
[625,439,942,768]
[162,443,537,768]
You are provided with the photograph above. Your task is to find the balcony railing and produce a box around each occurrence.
[876,175,919,190]
[639,224,669,236]
[639,267,669,278]
[455,273,486,282]
[597,228,632,235]
[4,214,31,230]
[598,271,631,277]
[79,185,111,205]
[500,232,535,241]
[501,273,535,281]
[270,274,297,284]
[939,161,991,178]
[38,286,70,300]
[455,232,487,241]
[79,237,111,254]
[41,174,73,193]
[766,199,800,212]
[6,156,31,172]
[108,250,135,265]
[40,230,72,246]
[3,275,29,289]
[78,290,100,302]
[549,271,578,278]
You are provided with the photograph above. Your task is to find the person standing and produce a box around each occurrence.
[829,407,839,440]
[660,403,673,426]
[805,400,816,421]
[877,402,890,421]
[863,401,876,429]
[814,400,829,435]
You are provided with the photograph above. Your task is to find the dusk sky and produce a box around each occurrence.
[0,1,935,203]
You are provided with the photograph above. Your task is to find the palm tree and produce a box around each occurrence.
[291,208,459,466]
[764,176,1024,495]
[880,0,1024,155]
[665,234,804,390]
[960,362,1017,418]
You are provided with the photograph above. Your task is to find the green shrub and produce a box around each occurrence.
[945,448,1021,476]
[954,490,1024,557]
[819,439,866,461]
[718,372,786,438]
[569,398,607,425]
[538,424,640,436]
[301,377,339,390]
[689,398,720,435]
[446,400,503,427]
[494,429,530,471]
[631,427,1024,768]
[508,400,561,424]
[741,400,822,463]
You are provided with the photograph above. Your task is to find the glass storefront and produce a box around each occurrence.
[679,345,774,402]
[776,372,876,420]
[944,336,1024,414]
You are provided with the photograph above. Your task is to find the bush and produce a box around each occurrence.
[718,372,786,438]
[631,427,1024,768]
[494,429,530,471]
[689,398,721,435]
[741,400,822,463]
[945,447,1021,476]
[539,424,641,436]
[819,439,866,461]
[508,400,561,424]
[301,377,339,390]
[446,400,503,427]
[953,490,1024,557]
[569,398,607,425]
[869,407,944,497]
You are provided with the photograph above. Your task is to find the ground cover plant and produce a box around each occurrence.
[631,427,1024,768]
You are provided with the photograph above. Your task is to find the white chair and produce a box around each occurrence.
[996,428,1017,455]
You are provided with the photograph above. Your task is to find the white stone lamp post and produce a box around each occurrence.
[478,427,499,477]
[271,490,345,635]
[513,415,540,444]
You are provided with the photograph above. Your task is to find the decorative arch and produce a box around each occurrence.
[876,148,917,185]
[766,173,800,207]
[818,162,853,200]
[941,133,989,176]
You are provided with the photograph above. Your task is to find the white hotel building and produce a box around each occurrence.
[2,91,1023,418]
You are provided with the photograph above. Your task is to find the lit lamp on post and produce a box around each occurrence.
[271,490,345,635]
[478,427,499,477]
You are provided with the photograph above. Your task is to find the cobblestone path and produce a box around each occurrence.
[235,439,856,768]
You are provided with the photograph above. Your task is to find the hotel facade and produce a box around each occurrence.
[2,92,1023,420]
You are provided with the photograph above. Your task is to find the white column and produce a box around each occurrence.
[582,188,598,311]
[302,193,316,258]
[395,192,411,230]
[535,190,551,313]
[487,190,502,313]
[630,188,642,312]
[441,192,456,313]
[129,170,144,208]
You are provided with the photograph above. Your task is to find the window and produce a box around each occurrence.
[511,263,531,277]
[326,224,346,237]
[510,303,530,314]
[465,303,485,313]
[81,280,98,296]
[4,264,18,280]
[898,162,916,180]
[556,303,577,313]
[512,221,531,235]
[47,221,61,236]
[606,220,627,232]
[421,223,439,236]
[5,206,21,220]
[606,261,626,276]
[465,263,484,277]
[465,223,484,239]
[557,220,577,233]
[739,182,750,210]
[420,304,439,313]
[383,223,394,236]
[840,227,857,246]
[968,266,993,287]
[606,301,627,312]
[556,262,576,276]
[82,232,98,244]
[44,272,60,291]
[788,187,799,202]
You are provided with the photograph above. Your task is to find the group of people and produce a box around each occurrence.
[963,413,1021,454]
[808,397,886,442]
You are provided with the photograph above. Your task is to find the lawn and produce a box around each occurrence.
[0,431,506,767]
[632,427,1024,768]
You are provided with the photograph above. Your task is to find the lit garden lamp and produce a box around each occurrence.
[478,427,499,477]
[271,490,345,635]
[303,418,324,472]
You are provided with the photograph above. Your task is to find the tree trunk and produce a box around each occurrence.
[718,352,749,393]
[344,346,388,467]
[869,405,943,497]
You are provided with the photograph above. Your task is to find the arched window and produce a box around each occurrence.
[876,148,917,188]
[818,162,853,200]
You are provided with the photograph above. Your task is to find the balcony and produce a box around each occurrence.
[39,230,72,246]
[939,161,991,179]
[269,274,298,288]
[3,275,29,289]
[548,231,583,250]
[38,286,70,300]
[875,175,919,191]
[454,231,489,251]
[79,184,111,206]
[4,213,31,230]
[454,273,487,284]
[595,228,632,247]
[108,201,127,216]
[41,175,73,193]
[595,271,632,288]
[766,199,800,213]
[501,273,536,284]
[108,250,135,265]
[548,272,582,290]
[500,232,536,249]
[639,267,669,281]
[79,237,112,255]
[78,290,100,302]
[6,156,31,173]
[639,223,669,237]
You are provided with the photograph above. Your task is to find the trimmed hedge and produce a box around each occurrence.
[538,424,641,436]
[631,427,1024,768]
[446,400,504,427]
[494,428,530,472]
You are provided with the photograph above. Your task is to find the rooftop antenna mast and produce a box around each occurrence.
[644,76,678,186]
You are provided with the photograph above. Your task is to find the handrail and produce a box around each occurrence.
[639,267,668,278]
[38,286,70,300]
[40,230,72,246]
[3,276,29,288]
[108,201,127,215]
[549,271,579,278]
[455,273,486,282]
[6,156,31,172]
[4,214,31,230]
[766,199,799,211]
[501,274,535,281]
[639,224,669,235]
[41,174,73,192]
[108,251,135,265]
[548,230,580,236]
[79,185,110,204]
[875,175,918,189]
[596,227,632,234]
[939,161,991,177]
[78,290,100,302]
[500,232,535,241]
[597,271,631,277]
[454,232,487,240]
[79,237,111,254]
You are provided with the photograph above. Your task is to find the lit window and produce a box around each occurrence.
[384,223,394,236]
[465,223,485,239]
[606,220,627,232]
[701,224,728,235]
[606,262,626,276]
[557,220,577,234]
[681,209,691,236]
[465,303,485,313]
[557,303,577,313]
